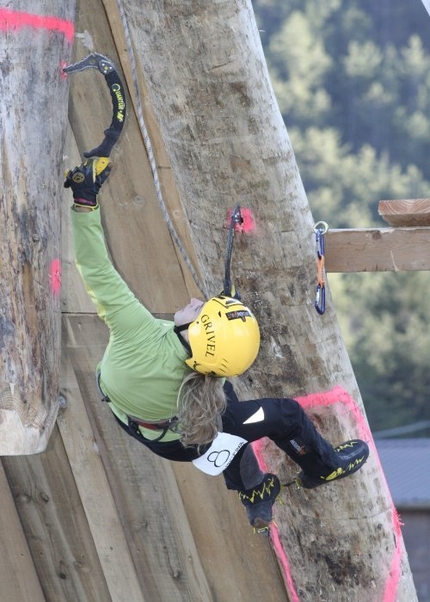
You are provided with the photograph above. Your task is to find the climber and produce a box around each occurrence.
[64,157,369,533]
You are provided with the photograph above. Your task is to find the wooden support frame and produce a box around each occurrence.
[378,198,430,227]
[325,199,430,273]
[325,227,430,273]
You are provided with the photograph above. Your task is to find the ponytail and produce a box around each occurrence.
[177,371,227,448]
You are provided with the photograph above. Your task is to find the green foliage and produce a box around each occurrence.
[253,0,430,434]
[268,12,332,122]
[331,271,430,432]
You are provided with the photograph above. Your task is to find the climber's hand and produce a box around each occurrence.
[64,157,111,209]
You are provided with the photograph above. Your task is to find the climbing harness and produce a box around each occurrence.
[96,372,178,442]
[127,415,179,443]
[223,204,244,298]
[314,221,329,315]
[63,53,126,158]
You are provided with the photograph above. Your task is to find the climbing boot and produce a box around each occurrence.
[296,439,369,489]
[238,473,281,533]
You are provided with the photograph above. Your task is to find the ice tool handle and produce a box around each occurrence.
[222,204,243,300]
[63,53,126,158]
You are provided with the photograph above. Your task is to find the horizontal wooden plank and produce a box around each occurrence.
[378,198,430,227]
[325,227,430,272]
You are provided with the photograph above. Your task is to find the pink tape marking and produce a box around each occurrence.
[252,386,402,602]
[0,8,74,42]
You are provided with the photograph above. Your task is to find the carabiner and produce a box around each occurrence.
[315,282,325,315]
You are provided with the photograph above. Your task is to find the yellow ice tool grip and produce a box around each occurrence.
[93,156,110,176]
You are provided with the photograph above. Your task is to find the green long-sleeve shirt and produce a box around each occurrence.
[71,208,190,441]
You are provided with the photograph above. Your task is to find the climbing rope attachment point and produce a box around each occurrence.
[313,221,329,315]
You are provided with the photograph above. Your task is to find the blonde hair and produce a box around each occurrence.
[176,371,227,447]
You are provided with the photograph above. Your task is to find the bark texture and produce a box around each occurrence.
[0,2,75,453]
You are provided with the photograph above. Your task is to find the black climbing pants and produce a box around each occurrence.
[111,381,339,492]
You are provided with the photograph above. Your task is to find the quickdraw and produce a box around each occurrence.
[63,53,126,158]
[314,221,329,315]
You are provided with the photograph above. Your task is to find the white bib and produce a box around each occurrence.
[192,432,247,476]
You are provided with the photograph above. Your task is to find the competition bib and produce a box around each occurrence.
[192,432,247,476]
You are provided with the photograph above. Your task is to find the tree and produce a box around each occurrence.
[332,271,430,432]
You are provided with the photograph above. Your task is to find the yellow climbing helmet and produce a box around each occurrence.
[185,296,260,377]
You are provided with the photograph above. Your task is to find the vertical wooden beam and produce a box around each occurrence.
[0,3,75,454]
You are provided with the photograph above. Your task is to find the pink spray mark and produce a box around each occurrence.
[253,438,301,602]
[1,8,71,301]
[0,8,74,43]
[49,259,62,296]
[60,60,69,79]
[226,207,256,234]
[236,208,256,233]
[252,385,403,602]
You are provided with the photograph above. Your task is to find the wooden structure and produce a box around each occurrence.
[0,2,421,601]
[0,3,287,601]
[379,198,430,227]
[0,2,74,454]
[325,227,430,272]
[325,199,430,273]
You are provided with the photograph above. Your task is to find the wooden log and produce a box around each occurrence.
[325,227,430,272]
[379,198,430,227]
[99,1,418,599]
[65,0,202,312]
[0,3,75,453]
